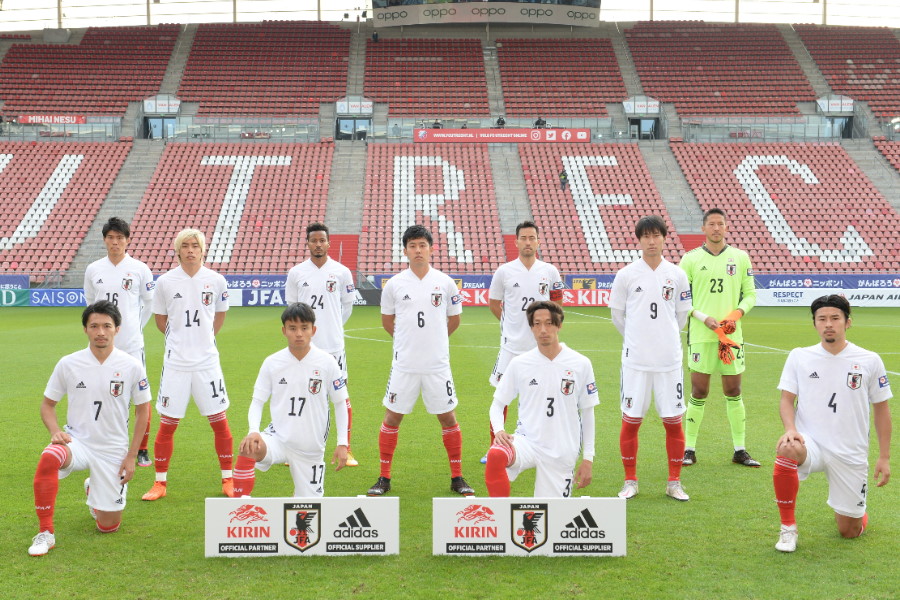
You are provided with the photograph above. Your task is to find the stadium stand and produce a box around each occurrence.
[363,39,490,116]
[0,141,131,280]
[670,142,900,271]
[626,21,816,116]
[794,25,900,119]
[129,143,332,273]
[519,143,684,272]
[177,22,350,117]
[495,38,627,117]
[358,143,504,273]
[0,25,179,117]
[873,139,900,173]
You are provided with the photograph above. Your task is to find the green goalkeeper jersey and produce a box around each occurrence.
[679,244,756,345]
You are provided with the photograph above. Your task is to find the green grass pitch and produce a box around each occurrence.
[2,305,898,599]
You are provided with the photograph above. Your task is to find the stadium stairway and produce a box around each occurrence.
[482,42,506,119]
[489,144,532,232]
[158,23,197,97]
[608,22,644,98]
[326,141,367,235]
[345,29,367,98]
[841,139,900,214]
[638,141,702,234]
[777,24,831,99]
[62,140,167,287]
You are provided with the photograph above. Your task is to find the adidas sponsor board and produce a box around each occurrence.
[205,497,399,557]
[433,498,626,556]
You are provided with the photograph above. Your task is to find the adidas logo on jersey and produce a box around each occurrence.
[76,381,87,389]
[174,293,183,299]
[334,508,379,538]
[528,379,538,386]
[513,283,520,287]
[302,282,310,287]
[561,509,605,539]
[97,279,104,284]
[402,295,412,301]
[634,287,643,293]
[700,266,708,271]
[809,372,819,379]
[278,378,288,384]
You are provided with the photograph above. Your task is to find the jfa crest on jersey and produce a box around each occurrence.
[431,292,442,307]
[309,378,322,394]
[848,365,862,390]
[726,261,737,276]
[561,378,575,395]
[122,277,133,291]
[110,380,124,397]
[539,282,549,296]
[202,291,213,306]
[662,280,674,301]
[326,279,337,293]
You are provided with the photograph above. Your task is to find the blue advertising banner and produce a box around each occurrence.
[29,289,86,306]
[224,275,286,290]
[755,274,900,307]
[0,274,30,290]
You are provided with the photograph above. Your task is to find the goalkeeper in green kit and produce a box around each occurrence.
[679,208,760,468]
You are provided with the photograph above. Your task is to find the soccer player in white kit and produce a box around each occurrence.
[285,222,358,466]
[29,301,151,556]
[232,303,349,497]
[772,295,891,552]
[484,301,597,497]
[142,229,235,501]
[83,217,155,467]
[366,224,475,497]
[484,221,563,462]
[609,216,692,502]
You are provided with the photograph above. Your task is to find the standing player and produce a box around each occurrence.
[679,208,760,467]
[29,301,151,556]
[366,224,474,497]
[84,217,155,467]
[772,295,891,552]
[142,229,235,501]
[485,220,563,462]
[485,301,597,497]
[285,222,358,466]
[232,303,349,498]
[609,216,692,501]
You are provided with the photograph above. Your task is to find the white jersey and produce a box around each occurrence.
[152,266,229,370]
[494,344,599,461]
[489,258,563,353]
[778,342,891,464]
[83,255,155,355]
[381,267,462,373]
[285,258,355,353]
[44,347,151,458]
[250,346,350,456]
[609,258,691,371]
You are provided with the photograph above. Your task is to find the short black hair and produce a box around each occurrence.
[811,294,851,321]
[526,300,564,327]
[282,302,317,325]
[306,222,329,240]
[402,224,433,247]
[516,221,539,237]
[102,217,131,239]
[702,208,726,224]
[83,300,122,328]
[635,215,667,239]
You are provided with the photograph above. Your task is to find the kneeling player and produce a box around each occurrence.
[485,301,598,497]
[772,295,891,552]
[29,301,151,556]
[232,303,349,497]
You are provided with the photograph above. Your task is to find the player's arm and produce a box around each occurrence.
[575,405,595,489]
[382,313,395,337]
[240,366,270,456]
[873,400,891,487]
[608,272,626,336]
[213,311,226,335]
[154,313,167,334]
[331,392,350,471]
[776,390,804,450]
[139,273,155,331]
[41,397,71,444]
[489,298,503,321]
[82,268,95,302]
[285,269,298,304]
[447,314,460,336]
[120,401,150,484]
[736,253,757,316]
[489,398,514,447]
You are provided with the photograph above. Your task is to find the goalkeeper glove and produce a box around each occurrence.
[715,327,740,365]
[718,309,744,335]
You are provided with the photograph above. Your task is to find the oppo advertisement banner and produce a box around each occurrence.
[374,3,599,28]
[433,497,626,557]
[205,497,399,557]
[414,128,592,144]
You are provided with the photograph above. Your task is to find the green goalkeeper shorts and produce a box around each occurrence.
[687,342,746,376]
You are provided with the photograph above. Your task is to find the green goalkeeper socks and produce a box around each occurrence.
[684,396,706,448]
[725,395,746,448]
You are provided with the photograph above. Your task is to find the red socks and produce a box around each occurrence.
[140,404,152,452]
[620,416,642,481]
[773,456,799,526]
[232,455,257,497]
[34,444,68,533]
[379,423,399,478]
[485,445,514,497]
[346,399,353,449]
[153,415,179,476]
[662,416,686,482]
[207,412,233,472]
[442,424,463,478]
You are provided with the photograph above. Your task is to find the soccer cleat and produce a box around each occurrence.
[666,481,690,502]
[222,478,235,498]
[451,476,475,496]
[776,524,798,552]
[860,512,869,536]
[28,531,56,556]
[84,478,96,520]
[733,449,761,467]
[137,449,152,467]
[683,449,697,466]
[367,476,391,497]
[345,450,359,467]
[617,480,639,500]
[479,454,488,465]
[142,481,167,501]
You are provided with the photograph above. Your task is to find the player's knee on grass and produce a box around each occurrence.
[95,510,122,532]
[836,514,864,539]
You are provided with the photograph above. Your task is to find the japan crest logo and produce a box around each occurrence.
[201,291,213,306]
[121,278,133,291]
[284,503,321,552]
[847,372,862,390]
[662,285,674,301]
[726,263,736,276]
[539,282,549,296]
[326,279,337,293]
[109,380,124,397]
[432,293,442,307]
[309,379,322,394]
[561,378,575,395]
[511,504,548,553]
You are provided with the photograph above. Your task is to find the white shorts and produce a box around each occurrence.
[507,435,577,498]
[798,433,868,519]
[255,428,326,497]
[489,347,523,387]
[620,366,686,419]
[383,367,459,415]
[157,365,230,418]
[329,349,348,380]
[58,438,128,513]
